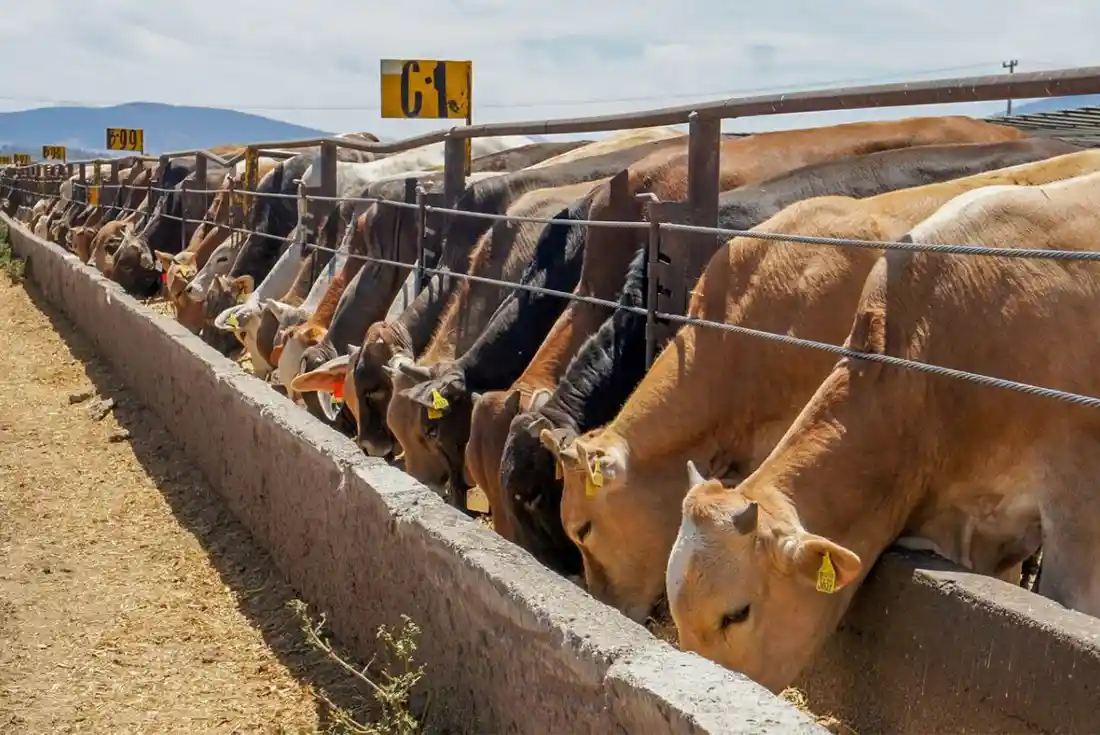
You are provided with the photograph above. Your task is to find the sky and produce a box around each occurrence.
[3,0,1100,142]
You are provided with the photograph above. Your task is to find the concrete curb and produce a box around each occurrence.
[3,214,826,733]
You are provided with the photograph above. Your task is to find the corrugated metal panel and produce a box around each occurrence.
[993,105,1100,147]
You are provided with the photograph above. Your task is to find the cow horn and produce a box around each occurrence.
[471,392,483,403]
[398,361,432,382]
[732,501,759,535]
[686,460,706,488]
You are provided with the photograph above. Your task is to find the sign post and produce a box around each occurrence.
[90,159,102,206]
[105,127,145,155]
[380,59,473,174]
[42,145,67,163]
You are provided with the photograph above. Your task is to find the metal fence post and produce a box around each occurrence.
[78,163,87,205]
[180,177,190,251]
[193,152,208,217]
[637,193,663,368]
[442,133,466,208]
[414,185,428,294]
[313,140,338,244]
[687,110,721,229]
[298,182,316,284]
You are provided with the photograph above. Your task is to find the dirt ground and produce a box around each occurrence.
[0,279,372,733]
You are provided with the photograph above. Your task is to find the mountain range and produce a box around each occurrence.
[0,102,331,159]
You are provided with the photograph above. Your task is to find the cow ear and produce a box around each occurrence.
[527,388,552,412]
[154,250,175,271]
[779,532,862,594]
[502,390,522,417]
[291,354,351,394]
[232,275,254,297]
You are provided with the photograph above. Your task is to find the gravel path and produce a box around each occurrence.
[0,278,369,734]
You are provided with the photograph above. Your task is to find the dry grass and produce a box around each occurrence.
[0,278,387,733]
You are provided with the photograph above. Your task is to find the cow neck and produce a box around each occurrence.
[741,360,922,575]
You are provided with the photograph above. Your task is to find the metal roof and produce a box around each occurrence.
[992,105,1100,147]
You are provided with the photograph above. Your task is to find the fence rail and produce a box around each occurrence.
[7,65,1100,411]
[7,132,1100,414]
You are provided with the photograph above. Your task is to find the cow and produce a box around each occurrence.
[496,136,1081,575]
[379,179,604,506]
[297,135,541,189]
[321,136,689,459]
[442,141,592,172]
[511,117,1033,504]
[537,148,1100,628]
[525,128,686,170]
[267,171,508,400]
[221,153,319,289]
[666,168,1100,694]
[107,160,206,296]
[157,159,280,333]
[201,273,254,357]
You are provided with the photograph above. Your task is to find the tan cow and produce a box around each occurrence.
[665,168,1100,693]
[542,149,1100,625]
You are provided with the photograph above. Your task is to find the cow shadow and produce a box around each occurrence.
[21,281,394,732]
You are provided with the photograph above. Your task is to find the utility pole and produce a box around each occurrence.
[1003,59,1019,116]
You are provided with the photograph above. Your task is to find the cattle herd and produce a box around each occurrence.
[4,112,1100,695]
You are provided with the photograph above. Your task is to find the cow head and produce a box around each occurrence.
[70,226,96,263]
[184,239,239,303]
[496,393,583,576]
[263,301,314,394]
[291,345,361,428]
[110,229,162,297]
[158,250,204,334]
[201,274,253,357]
[666,462,861,693]
[389,360,475,503]
[350,321,411,458]
[541,426,681,623]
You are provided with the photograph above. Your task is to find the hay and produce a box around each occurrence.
[781,688,859,734]
[0,280,376,732]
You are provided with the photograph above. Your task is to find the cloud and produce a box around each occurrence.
[3,0,1098,143]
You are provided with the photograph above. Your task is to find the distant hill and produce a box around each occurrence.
[0,102,331,157]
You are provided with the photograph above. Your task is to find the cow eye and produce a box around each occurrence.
[424,420,439,438]
[720,605,750,630]
[574,521,592,543]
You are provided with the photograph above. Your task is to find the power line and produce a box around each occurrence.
[0,61,1030,113]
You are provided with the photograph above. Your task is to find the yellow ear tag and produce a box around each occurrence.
[586,457,604,498]
[427,389,449,420]
[816,552,837,594]
[226,313,239,329]
[236,292,248,305]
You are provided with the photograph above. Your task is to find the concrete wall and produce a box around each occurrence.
[3,214,825,734]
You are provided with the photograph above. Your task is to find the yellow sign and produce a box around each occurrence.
[380,59,471,119]
[42,145,66,161]
[13,154,31,165]
[89,163,102,206]
[106,127,144,152]
[242,148,259,217]
[0,156,11,165]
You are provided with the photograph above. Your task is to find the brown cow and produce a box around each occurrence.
[515,116,1031,438]
[667,168,1100,693]
[544,149,1100,625]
